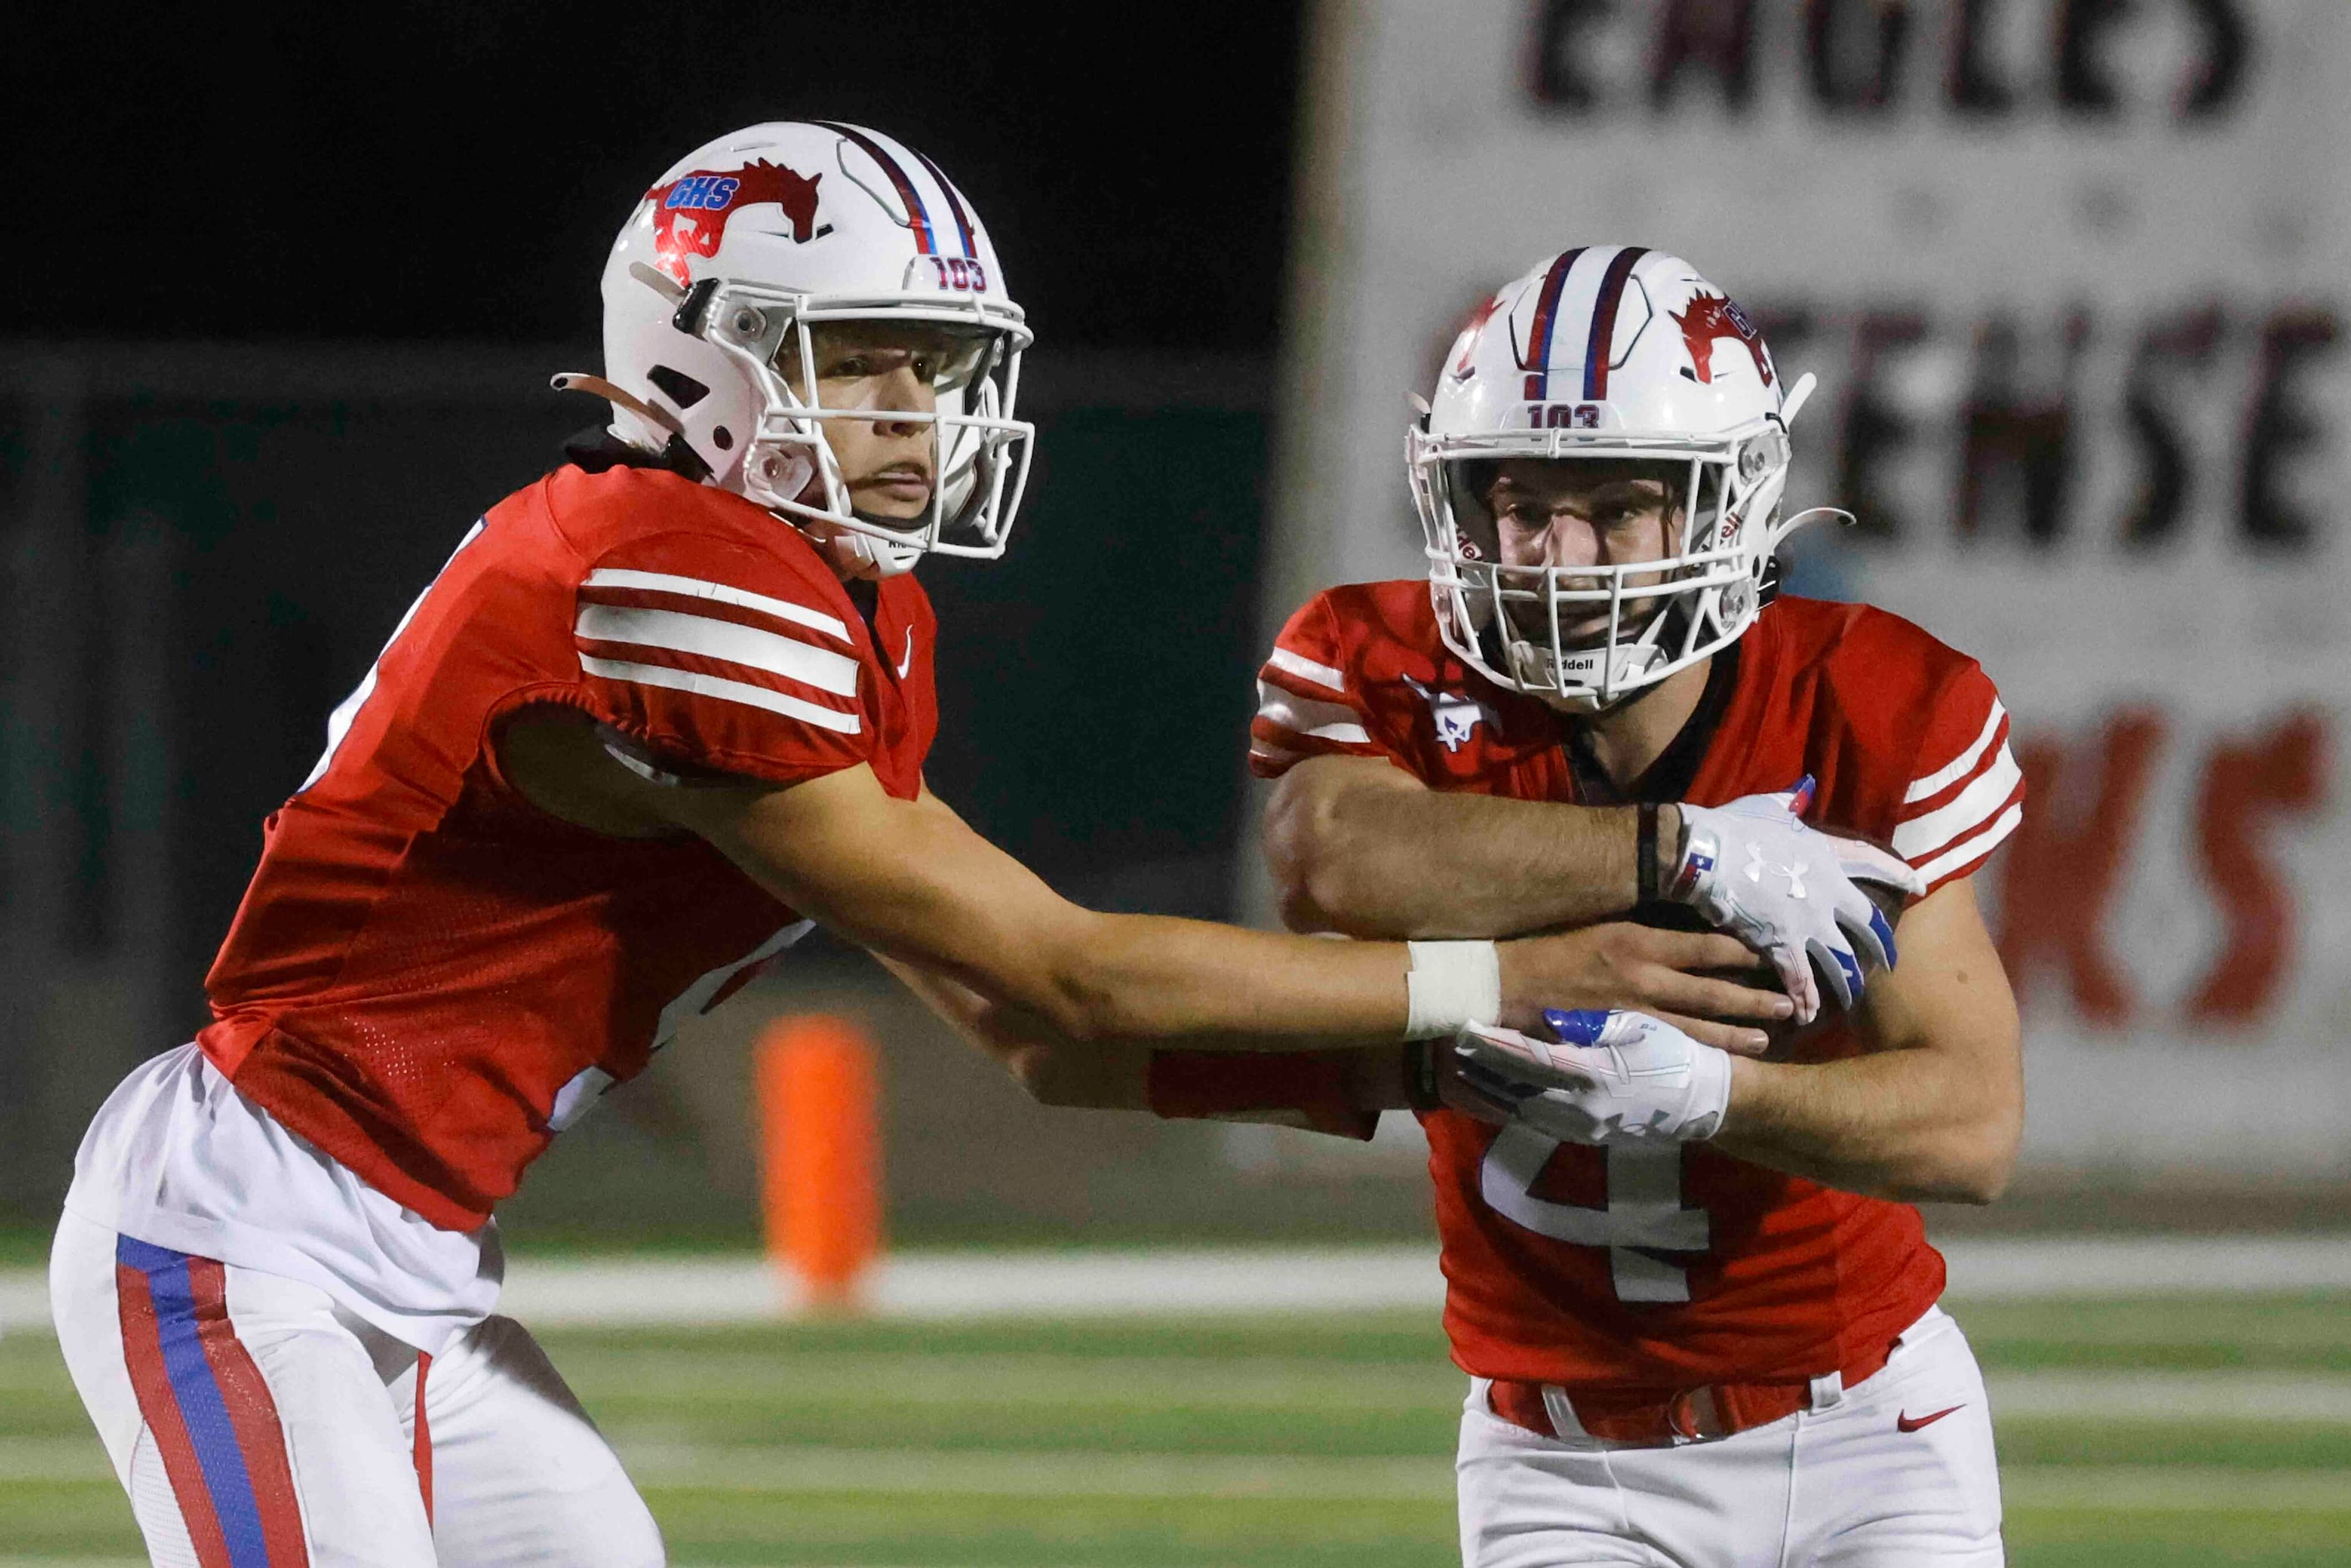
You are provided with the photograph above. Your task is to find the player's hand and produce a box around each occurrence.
[1497,923,1790,1056]
[1450,1009,1732,1145]
[1669,778,1924,1024]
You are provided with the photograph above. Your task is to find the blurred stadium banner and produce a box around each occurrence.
[1265,0,2350,1188]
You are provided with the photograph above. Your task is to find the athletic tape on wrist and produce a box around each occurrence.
[1405,940,1502,1039]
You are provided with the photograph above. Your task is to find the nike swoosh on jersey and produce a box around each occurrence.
[897,626,914,679]
[1897,1404,1964,1433]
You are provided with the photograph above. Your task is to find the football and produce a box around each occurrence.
[1711,876,1911,1060]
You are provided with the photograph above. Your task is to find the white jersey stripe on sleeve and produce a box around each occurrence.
[1894,743,2022,860]
[1266,645,1347,694]
[1914,802,2024,887]
[1255,683,1372,745]
[1904,699,2007,803]
[579,657,862,734]
[576,605,862,697]
[582,569,852,643]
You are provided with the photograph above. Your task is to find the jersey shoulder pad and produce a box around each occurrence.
[1250,581,1429,779]
[1777,598,2023,895]
[559,478,872,786]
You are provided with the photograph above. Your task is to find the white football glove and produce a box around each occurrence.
[1452,1009,1732,1146]
[1670,777,1924,1024]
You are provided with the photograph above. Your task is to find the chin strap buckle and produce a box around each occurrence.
[670,277,721,337]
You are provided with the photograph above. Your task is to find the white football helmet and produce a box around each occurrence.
[1408,245,1839,711]
[561,121,1034,577]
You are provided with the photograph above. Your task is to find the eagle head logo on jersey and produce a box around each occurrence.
[647,159,826,286]
[1671,293,1774,387]
[1403,675,1494,753]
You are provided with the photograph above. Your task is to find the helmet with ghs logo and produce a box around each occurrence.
[559,122,1034,579]
[1408,246,1843,711]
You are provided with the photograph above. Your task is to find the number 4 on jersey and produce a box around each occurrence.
[1480,1126,1709,1303]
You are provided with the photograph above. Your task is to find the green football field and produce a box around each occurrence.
[4,1292,2346,1565]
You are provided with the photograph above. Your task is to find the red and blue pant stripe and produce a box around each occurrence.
[115,1237,308,1568]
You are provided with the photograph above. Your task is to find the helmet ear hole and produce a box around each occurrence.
[646,365,710,409]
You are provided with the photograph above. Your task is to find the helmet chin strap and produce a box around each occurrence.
[1494,596,1684,715]
[798,513,922,582]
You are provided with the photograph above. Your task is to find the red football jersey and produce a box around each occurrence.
[198,461,938,1232]
[1251,582,2022,1388]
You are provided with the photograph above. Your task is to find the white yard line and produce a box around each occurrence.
[1943,1235,2351,1298]
[616,1442,1455,1500]
[490,1247,1443,1326]
[0,1435,2341,1511]
[0,1438,113,1483]
[434,1235,2351,1324]
[1986,1370,2351,1424]
[2000,1466,2351,1512]
[5,1236,2346,1334]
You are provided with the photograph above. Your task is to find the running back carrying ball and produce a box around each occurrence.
[1680,841,1913,1060]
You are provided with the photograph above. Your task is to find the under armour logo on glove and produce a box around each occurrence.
[1741,841,1810,900]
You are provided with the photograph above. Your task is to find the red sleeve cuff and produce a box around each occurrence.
[1145,1050,1379,1141]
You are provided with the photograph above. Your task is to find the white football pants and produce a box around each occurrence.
[49,1209,665,1568]
[1456,1307,2004,1566]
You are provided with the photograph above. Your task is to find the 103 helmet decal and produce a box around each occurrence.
[574,121,1035,578]
[1409,245,1843,712]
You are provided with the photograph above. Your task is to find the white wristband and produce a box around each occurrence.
[1404,940,1502,1039]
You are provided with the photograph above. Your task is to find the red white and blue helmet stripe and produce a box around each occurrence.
[908,147,979,259]
[812,120,979,260]
[1520,246,1587,402]
[1520,244,1652,402]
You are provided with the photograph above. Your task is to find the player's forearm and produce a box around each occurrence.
[1027,909,1420,1045]
[1712,1047,2022,1204]
[1266,771,1671,938]
[675,768,1551,1048]
[885,948,1336,1105]
[857,867,1423,1047]
[675,771,1421,1046]
[888,951,1401,1130]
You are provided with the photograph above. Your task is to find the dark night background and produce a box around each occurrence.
[0,3,1313,1217]
[0,4,1302,352]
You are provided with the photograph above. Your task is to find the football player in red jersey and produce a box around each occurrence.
[44,130,1812,1565]
[1029,248,2024,1565]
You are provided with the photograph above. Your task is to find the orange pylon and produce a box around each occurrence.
[755,1016,882,1308]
